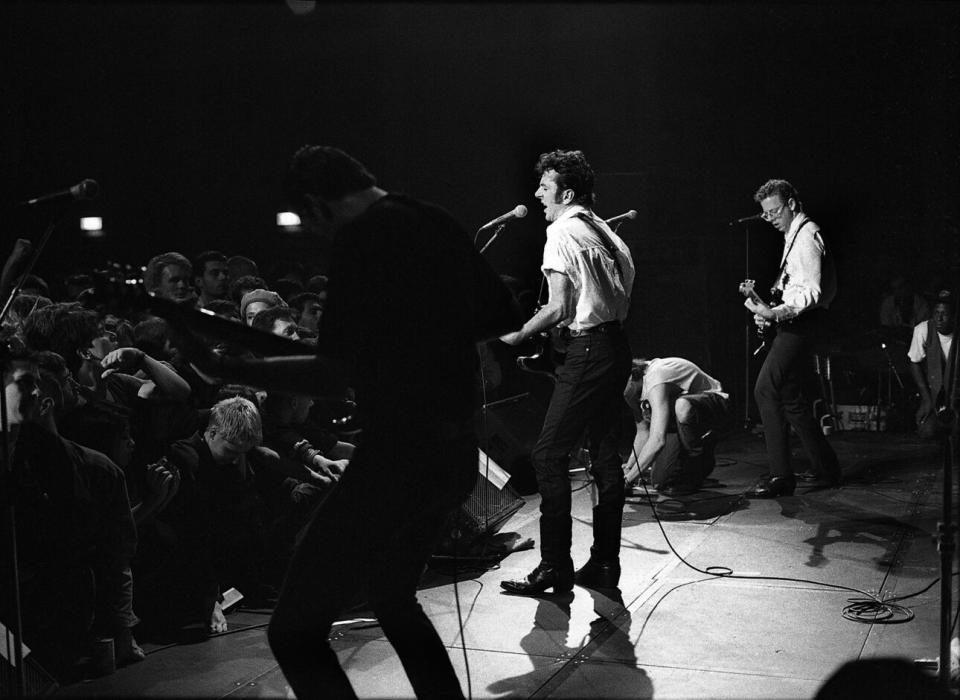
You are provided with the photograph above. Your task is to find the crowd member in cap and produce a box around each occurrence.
[240,288,286,326]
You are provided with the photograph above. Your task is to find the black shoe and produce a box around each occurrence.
[745,475,796,499]
[501,563,574,595]
[659,481,700,497]
[574,559,621,588]
[795,469,842,488]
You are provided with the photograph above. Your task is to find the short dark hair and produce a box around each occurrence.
[144,252,192,294]
[933,289,956,312]
[134,317,172,361]
[192,250,228,276]
[284,145,377,211]
[250,305,296,334]
[288,291,321,313]
[21,302,100,374]
[754,179,800,206]
[535,149,596,207]
[204,299,240,321]
[229,275,268,304]
[33,350,69,410]
[306,274,329,294]
[227,255,259,281]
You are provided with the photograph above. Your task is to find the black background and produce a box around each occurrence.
[3,2,959,419]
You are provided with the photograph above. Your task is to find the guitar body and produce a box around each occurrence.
[738,279,782,351]
[516,329,565,381]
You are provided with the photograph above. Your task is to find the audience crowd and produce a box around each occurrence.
[0,244,354,681]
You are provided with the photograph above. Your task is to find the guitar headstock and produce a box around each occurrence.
[738,279,756,297]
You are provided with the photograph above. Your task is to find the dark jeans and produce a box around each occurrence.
[652,392,732,488]
[268,431,477,699]
[531,328,631,568]
[754,321,838,478]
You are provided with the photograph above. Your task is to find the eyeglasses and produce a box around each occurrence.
[760,203,787,221]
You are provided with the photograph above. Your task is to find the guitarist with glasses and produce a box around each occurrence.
[741,179,840,498]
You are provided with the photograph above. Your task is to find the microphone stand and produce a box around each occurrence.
[1,204,68,698]
[740,219,753,431]
[477,222,506,255]
[937,302,960,690]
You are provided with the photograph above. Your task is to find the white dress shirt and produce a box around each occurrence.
[541,205,635,331]
[772,213,837,323]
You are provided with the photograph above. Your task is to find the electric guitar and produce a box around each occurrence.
[515,308,564,381]
[738,279,783,354]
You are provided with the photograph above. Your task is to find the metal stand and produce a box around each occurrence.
[936,433,955,689]
[739,220,753,431]
[478,222,506,255]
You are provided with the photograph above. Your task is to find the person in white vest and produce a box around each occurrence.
[908,289,956,439]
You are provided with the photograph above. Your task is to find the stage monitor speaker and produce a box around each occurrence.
[1,628,58,697]
[437,450,525,555]
[477,393,546,495]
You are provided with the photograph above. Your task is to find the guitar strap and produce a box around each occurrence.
[574,211,624,281]
[535,211,625,304]
[772,217,810,292]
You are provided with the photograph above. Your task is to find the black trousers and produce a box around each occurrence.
[531,328,632,568]
[754,317,838,479]
[268,431,477,699]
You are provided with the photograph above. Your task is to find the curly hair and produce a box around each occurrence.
[535,149,597,207]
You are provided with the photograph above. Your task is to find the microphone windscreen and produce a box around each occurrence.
[514,204,528,218]
[77,179,100,200]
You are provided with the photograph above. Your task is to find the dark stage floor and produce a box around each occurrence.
[46,428,953,698]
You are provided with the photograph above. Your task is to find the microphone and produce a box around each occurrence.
[478,204,527,231]
[729,213,762,225]
[605,209,638,226]
[19,179,100,207]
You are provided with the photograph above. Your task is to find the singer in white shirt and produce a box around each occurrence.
[499,149,634,594]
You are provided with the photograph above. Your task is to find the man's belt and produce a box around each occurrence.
[564,320,622,338]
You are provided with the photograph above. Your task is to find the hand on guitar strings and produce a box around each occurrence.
[743,296,777,323]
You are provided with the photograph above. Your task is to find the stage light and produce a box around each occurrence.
[285,0,316,15]
[277,211,301,227]
[80,216,104,238]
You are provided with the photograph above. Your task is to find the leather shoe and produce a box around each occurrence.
[745,475,796,499]
[574,558,621,588]
[796,469,841,488]
[501,563,574,595]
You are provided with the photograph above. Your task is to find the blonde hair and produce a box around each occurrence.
[208,396,262,446]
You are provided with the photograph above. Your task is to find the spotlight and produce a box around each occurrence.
[277,211,301,227]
